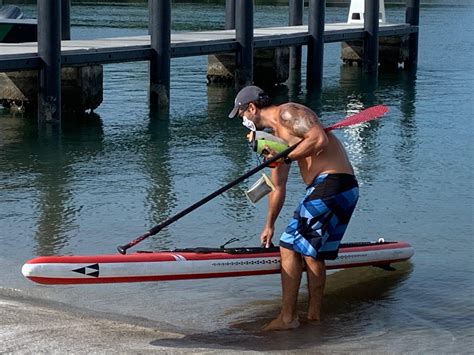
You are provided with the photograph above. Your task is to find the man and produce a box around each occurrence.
[229,85,359,331]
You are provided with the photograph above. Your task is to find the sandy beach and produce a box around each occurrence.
[1,287,266,354]
[0,293,192,354]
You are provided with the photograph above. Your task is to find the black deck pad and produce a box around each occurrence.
[137,241,396,255]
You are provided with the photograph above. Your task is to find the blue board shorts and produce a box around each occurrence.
[280,173,359,260]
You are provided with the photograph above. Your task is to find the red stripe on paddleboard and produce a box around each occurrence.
[24,253,179,264]
[25,257,412,285]
[338,241,412,253]
[26,270,282,285]
[24,252,281,264]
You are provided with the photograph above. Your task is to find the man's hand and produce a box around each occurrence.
[261,144,279,160]
[261,145,283,168]
[260,226,274,248]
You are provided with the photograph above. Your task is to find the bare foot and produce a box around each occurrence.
[262,315,300,331]
[306,312,321,322]
[306,315,321,323]
[307,307,321,322]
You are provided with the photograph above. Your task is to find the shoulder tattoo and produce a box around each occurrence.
[279,104,317,136]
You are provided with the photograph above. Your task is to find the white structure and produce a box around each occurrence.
[347,0,386,24]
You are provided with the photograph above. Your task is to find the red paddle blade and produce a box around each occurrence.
[325,105,388,132]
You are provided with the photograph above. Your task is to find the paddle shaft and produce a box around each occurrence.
[117,143,299,254]
[117,105,388,254]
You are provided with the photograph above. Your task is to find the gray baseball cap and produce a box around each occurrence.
[228,85,267,118]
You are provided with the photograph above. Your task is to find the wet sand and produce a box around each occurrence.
[0,291,242,354]
[1,298,173,353]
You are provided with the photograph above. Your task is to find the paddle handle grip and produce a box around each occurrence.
[117,231,153,254]
[117,245,128,255]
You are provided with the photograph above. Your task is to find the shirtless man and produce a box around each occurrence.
[229,86,359,331]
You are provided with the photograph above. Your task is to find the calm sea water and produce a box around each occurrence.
[1,3,473,353]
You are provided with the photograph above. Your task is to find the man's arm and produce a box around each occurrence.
[259,162,291,247]
[280,104,328,161]
[286,125,328,161]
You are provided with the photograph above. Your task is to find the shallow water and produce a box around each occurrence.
[1,3,473,353]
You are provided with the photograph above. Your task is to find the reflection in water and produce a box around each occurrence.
[0,112,105,255]
[388,71,418,166]
[33,148,75,256]
[142,108,176,250]
[337,65,377,107]
[34,113,105,255]
[206,85,257,228]
[287,69,303,102]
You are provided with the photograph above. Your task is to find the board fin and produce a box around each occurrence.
[375,264,396,271]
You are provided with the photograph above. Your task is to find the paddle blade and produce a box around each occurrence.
[325,105,388,132]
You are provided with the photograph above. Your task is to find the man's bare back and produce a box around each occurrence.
[272,103,354,185]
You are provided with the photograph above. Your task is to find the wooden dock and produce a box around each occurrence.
[0,23,415,71]
[0,0,420,125]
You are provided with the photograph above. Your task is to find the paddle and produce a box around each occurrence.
[117,105,388,254]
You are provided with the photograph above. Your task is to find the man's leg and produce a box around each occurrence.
[304,256,326,321]
[263,247,302,331]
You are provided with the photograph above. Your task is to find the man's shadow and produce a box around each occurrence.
[150,262,413,352]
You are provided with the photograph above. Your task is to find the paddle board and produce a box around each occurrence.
[22,240,414,285]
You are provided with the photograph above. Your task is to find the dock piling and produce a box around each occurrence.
[148,0,151,34]
[149,0,171,108]
[289,0,304,70]
[225,0,235,30]
[235,0,254,89]
[61,0,71,40]
[307,0,325,92]
[37,0,62,124]
[363,0,380,76]
[405,0,419,70]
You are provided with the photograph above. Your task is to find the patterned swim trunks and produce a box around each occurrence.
[280,173,359,260]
